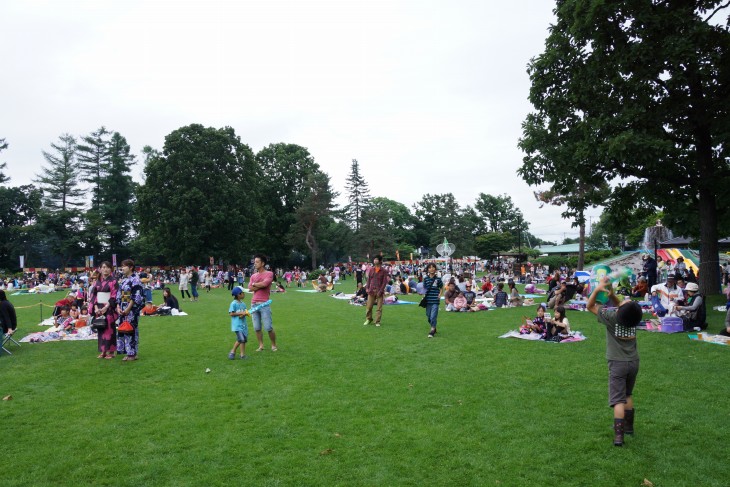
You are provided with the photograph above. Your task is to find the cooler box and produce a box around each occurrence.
[660,316,684,333]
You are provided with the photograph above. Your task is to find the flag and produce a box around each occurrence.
[112,254,117,266]
[19,255,24,268]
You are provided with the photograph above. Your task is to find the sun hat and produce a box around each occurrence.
[685,282,699,292]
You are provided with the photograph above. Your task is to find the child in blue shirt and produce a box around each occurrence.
[228,286,249,360]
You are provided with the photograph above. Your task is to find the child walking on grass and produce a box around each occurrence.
[587,276,644,447]
[228,286,249,360]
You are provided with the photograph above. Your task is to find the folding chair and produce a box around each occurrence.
[2,332,20,355]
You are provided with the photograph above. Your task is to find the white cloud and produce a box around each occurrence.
[0,0,589,243]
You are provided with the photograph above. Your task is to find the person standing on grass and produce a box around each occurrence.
[363,255,388,327]
[423,263,443,338]
[117,259,145,362]
[179,267,191,301]
[190,266,200,302]
[90,262,118,360]
[228,286,248,360]
[587,276,643,447]
[248,254,278,352]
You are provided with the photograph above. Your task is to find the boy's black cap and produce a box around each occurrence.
[616,301,643,327]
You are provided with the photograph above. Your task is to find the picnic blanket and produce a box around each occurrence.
[21,325,97,343]
[330,293,355,300]
[688,333,729,346]
[499,330,587,343]
[296,290,320,293]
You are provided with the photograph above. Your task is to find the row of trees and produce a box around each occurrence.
[1,125,550,271]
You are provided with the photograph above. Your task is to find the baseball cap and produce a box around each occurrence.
[232,286,244,296]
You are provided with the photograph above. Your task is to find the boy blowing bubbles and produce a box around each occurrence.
[587,276,644,447]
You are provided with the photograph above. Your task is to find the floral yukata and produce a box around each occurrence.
[91,275,119,354]
[117,273,145,357]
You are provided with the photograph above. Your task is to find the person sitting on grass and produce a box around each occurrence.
[462,283,477,310]
[78,306,90,326]
[228,286,248,360]
[675,282,706,332]
[508,281,524,307]
[520,304,546,335]
[544,305,570,342]
[481,277,494,298]
[317,273,328,292]
[631,277,648,298]
[587,276,643,447]
[444,281,461,311]
[55,306,74,332]
[160,287,180,311]
[351,282,367,305]
[547,281,567,309]
[493,283,509,308]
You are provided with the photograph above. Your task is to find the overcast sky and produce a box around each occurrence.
[0,0,594,244]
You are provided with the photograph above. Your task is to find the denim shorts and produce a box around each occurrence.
[251,305,273,332]
[234,330,248,343]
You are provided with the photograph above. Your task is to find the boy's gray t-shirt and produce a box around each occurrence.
[596,305,639,361]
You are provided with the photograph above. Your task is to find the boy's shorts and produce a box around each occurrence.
[251,306,273,332]
[234,330,248,343]
[608,359,640,407]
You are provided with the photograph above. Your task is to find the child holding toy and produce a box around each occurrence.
[228,286,249,360]
[520,304,546,335]
[587,276,644,447]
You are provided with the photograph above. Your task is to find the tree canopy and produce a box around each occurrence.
[519,0,730,292]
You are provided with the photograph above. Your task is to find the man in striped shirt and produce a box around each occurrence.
[423,263,444,338]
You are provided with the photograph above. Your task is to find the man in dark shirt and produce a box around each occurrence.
[363,256,388,327]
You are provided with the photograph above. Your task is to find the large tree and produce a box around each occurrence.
[474,193,524,236]
[35,134,81,212]
[359,197,415,258]
[137,124,261,264]
[34,134,83,267]
[256,143,321,264]
[0,184,42,269]
[344,159,371,232]
[289,170,338,269]
[519,1,730,292]
[100,132,137,257]
[412,193,475,257]
[76,126,110,212]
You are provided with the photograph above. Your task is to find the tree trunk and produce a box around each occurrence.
[577,210,585,271]
[698,185,720,295]
[305,224,318,269]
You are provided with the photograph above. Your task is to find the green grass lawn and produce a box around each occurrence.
[2,281,729,486]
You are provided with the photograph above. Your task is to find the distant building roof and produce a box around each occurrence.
[534,244,582,254]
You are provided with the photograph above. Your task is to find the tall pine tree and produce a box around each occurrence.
[344,159,371,232]
[100,132,137,257]
[35,134,81,212]
[76,126,110,212]
[34,134,82,267]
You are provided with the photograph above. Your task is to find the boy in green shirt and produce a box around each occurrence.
[587,277,644,447]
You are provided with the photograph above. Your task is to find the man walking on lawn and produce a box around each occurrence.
[248,254,278,351]
[363,255,388,327]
